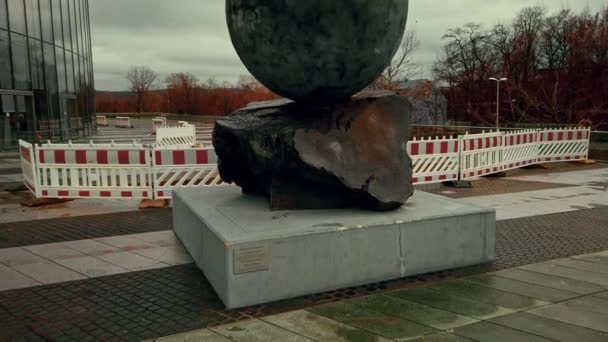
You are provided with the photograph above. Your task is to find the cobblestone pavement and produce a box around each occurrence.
[0,209,172,248]
[1,207,608,341]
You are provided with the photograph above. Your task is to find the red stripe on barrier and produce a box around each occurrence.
[139,151,146,165]
[79,191,90,197]
[75,150,87,164]
[410,143,419,156]
[118,151,130,165]
[58,191,69,197]
[158,191,164,197]
[425,176,433,182]
[101,191,111,197]
[42,190,48,196]
[469,140,474,151]
[411,177,418,183]
[121,191,133,198]
[440,142,448,154]
[568,132,573,140]
[173,151,186,165]
[54,150,66,164]
[523,135,528,144]
[486,138,491,148]
[97,150,108,164]
[196,150,209,164]
[509,136,514,146]
[439,175,447,181]
[558,132,564,141]
[143,191,148,198]
[566,156,571,160]
[426,142,434,155]
[494,137,499,146]
[548,132,554,141]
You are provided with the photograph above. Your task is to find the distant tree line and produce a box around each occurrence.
[96,67,278,116]
[433,5,608,128]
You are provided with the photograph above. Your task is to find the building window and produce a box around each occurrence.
[29,38,44,89]
[0,0,7,30]
[39,0,52,43]
[55,46,66,93]
[0,29,11,89]
[51,0,62,47]
[26,0,41,39]
[11,33,31,90]
[61,0,71,50]
[7,0,26,34]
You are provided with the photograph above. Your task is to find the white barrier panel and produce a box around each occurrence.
[36,142,152,199]
[460,131,503,180]
[152,148,224,199]
[538,127,590,163]
[408,137,460,184]
[114,117,131,128]
[96,116,108,126]
[152,117,167,132]
[19,140,39,195]
[501,130,539,172]
[156,125,197,147]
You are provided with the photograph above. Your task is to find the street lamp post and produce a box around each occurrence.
[489,77,508,129]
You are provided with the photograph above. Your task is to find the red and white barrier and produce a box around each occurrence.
[501,130,539,172]
[460,131,503,180]
[114,117,131,128]
[538,127,590,163]
[152,148,224,199]
[156,124,197,147]
[408,137,460,184]
[152,117,167,132]
[96,116,108,127]
[19,140,39,195]
[36,142,152,199]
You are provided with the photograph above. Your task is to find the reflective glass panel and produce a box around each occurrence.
[55,46,66,92]
[61,0,70,50]
[29,38,44,89]
[51,0,62,47]
[7,0,26,34]
[0,29,10,88]
[25,0,41,39]
[66,52,74,92]
[0,0,7,30]
[40,0,52,43]
[11,33,31,90]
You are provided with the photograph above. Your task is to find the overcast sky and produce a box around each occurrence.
[90,0,606,91]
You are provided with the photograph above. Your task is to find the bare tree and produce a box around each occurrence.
[165,72,199,114]
[126,65,158,113]
[375,29,422,89]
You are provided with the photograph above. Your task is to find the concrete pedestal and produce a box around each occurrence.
[173,187,496,309]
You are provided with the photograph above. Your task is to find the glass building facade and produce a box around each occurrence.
[0,0,94,149]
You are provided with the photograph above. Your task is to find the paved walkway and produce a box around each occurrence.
[152,250,608,342]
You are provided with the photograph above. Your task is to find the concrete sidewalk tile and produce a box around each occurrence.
[548,258,608,274]
[12,259,86,284]
[490,312,608,342]
[453,321,554,342]
[24,243,85,260]
[95,236,157,251]
[351,295,478,330]
[61,239,120,256]
[529,302,608,333]
[0,263,41,291]
[564,296,608,316]
[147,329,231,342]
[210,319,314,342]
[128,231,180,247]
[132,246,193,266]
[262,310,392,342]
[519,262,608,287]
[96,251,168,271]
[389,287,514,320]
[431,280,548,310]
[407,332,476,341]
[0,247,47,267]
[309,301,436,340]
[463,274,579,303]
[594,291,608,299]
[56,256,129,277]
[492,268,604,294]
[573,254,608,265]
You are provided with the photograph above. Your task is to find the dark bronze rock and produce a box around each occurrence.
[212,91,414,211]
[226,0,410,102]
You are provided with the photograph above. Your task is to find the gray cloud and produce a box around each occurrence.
[91,0,606,91]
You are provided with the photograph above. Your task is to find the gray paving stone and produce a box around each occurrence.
[492,268,604,294]
[430,280,548,310]
[573,254,608,265]
[148,329,231,342]
[594,291,608,299]
[309,300,436,340]
[529,302,608,333]
[490,312,608,342]
[389,287,514,320]
[407,332,475,341]
[262,310,391,342]
[454,321,554,342]
[211,319,313,342]
[350,295,479,330]
[463,274,579,302]
[520,262,608,287]
[564,296,608,315]
[548,258,608,275]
